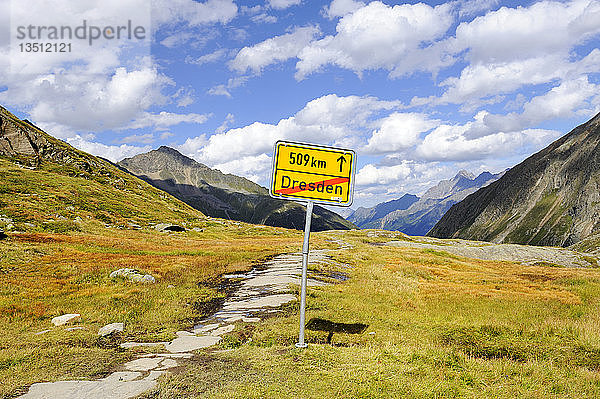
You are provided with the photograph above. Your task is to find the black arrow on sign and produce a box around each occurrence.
[337,155,347,173]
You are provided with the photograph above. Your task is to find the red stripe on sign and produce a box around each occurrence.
[275,177,349,195]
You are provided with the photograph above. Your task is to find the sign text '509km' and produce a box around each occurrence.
[270,141,356,206]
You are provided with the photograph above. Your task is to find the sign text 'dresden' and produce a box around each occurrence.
[270,141,355,206]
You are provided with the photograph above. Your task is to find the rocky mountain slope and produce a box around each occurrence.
[117,147,355,231]
[0,105,204,230]
[429,112,600,247]
[349,171,501,235]
[347,194,419,227]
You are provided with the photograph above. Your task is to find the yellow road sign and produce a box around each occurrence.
[270,141,356,206]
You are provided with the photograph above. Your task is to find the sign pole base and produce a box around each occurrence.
[296,201,313,349]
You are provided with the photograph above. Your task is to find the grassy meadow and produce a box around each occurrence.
[0,222,302,398]
[139,230,600,398]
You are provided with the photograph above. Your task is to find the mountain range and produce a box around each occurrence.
[117,147,355,231]
[348,170,502,235]
[0,105,353,232]
[429,112,600,248]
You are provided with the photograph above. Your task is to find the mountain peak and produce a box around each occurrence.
[455,170,475,180]
[429,112,600,247]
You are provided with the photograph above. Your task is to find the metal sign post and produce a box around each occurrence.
[269,140,356,349]
[296,200,313,348]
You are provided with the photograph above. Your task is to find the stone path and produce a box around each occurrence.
[385,237,599,268]
[18,250,336,399]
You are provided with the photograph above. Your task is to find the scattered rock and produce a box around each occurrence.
[124,358,163,372]
[120,342,168,349]
[110,268,156,284]
[209,325,235,336]
[242,317,260,323]
[167,285,175,288]
[51,314,80,326]
[154,223,186,232]
[66,327,85,332]
[193,323,220,334]
[165,335,221,353]
[18,371,164,399]
[192,227,204,232]
[0,215,13,224]
[73,216,83,223]
[35,329,51,335]
[98,322,124,337]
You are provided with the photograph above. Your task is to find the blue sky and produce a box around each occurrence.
[1,0,599,208]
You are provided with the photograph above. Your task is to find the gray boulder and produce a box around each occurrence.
[99,322,124,336]
[110,268,156,284]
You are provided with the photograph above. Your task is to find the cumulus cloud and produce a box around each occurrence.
[127,111,211,130]
[463,77,598,138]
[417,122,562,162]
[230,26,320,74]
[180,94,401,166]
[364,113,438,154]
[324,0,365,19]
[152,0,238,27]
[296,2,454,79]
[67,135,152,162]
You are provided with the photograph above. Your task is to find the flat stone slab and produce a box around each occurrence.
[51,314,80,326]
[222,294,296,311]
[120,342,168,349]
[17,371,164,399]
[165,335,221,353]
[99,323,124,336]
[124,358,163,372]
[193,323,220,334]
[209,325,235,336]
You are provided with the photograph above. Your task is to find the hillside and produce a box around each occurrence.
[117,147,355,232]
[349,171,501,235]
[0,105,205,231]
[429,112,600,247]
[348,194,419,227]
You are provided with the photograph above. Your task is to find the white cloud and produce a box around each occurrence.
[207,76,249,97]
[356,162,412,187]
[118,133,155,144]
[296,2,454,79]
[230,26,320,74]
[0,67,170,132]
[127,111,211,130]
[216,113,235,134]
[152,0,238,27]
[464,77,598,138]
[267,0,302,10]
[186,48,231,65]
[417,122,562,162]
[364,113,438,154]
[67,135,152,162]
[251,14,278,24]
[213,154,272,184]
[181,94,401,165]
[324,0,365,19]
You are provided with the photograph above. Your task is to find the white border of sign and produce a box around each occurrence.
[269,140,357,207]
